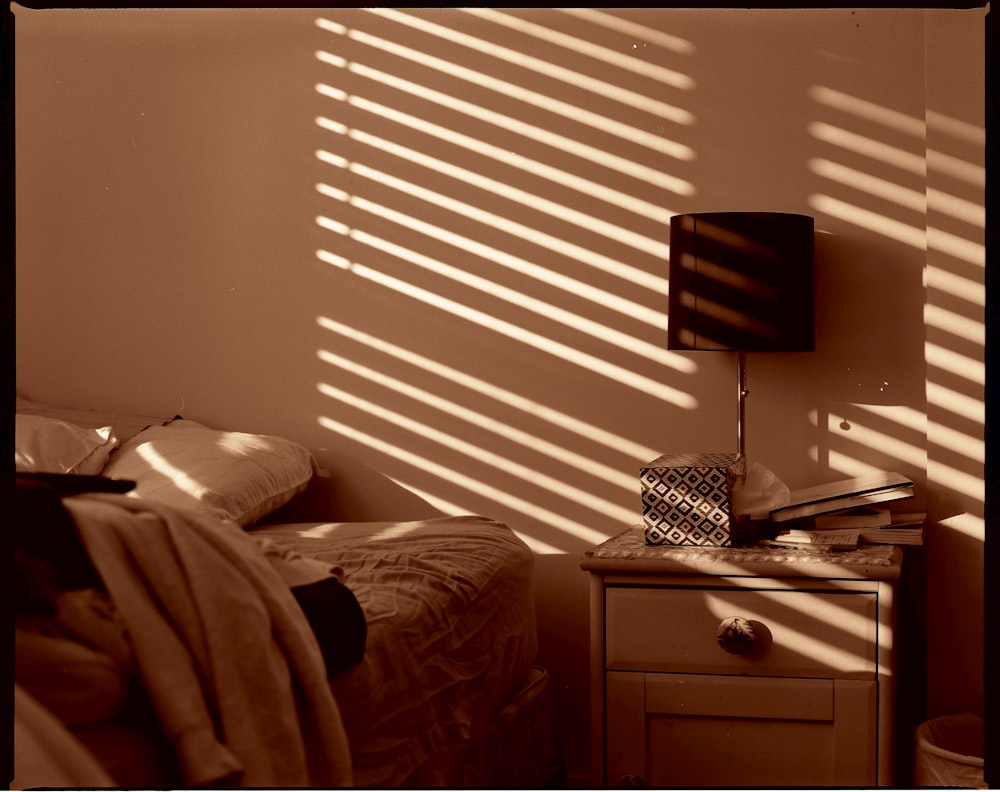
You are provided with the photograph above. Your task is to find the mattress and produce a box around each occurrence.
[249,515,539,787]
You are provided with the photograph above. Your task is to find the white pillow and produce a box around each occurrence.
[15,414,119,476]
[15,396,169,447]
[101,419,316,527]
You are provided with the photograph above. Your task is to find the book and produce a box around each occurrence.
[858,512,926,546]
[814,506,891,530]
[772,511,926,548]
[860,527,924,545]
[769,472,914,523]
[771,529,860,550]
[884,512,927,527]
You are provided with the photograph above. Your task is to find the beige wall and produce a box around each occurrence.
[923,9,986,722]
[14,7,984,781]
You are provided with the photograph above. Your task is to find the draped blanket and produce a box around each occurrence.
[64,493,352,788]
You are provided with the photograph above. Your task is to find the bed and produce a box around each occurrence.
[12,396,559,788]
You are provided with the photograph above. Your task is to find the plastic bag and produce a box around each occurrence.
[730,460,790,520]
[914,714,985,788]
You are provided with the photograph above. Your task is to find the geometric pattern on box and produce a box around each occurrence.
[641,453,746,546]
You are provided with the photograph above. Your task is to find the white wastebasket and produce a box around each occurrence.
[914,713,986,788]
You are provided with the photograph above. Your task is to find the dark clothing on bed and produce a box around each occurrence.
[291,576,367,678]
[13,475,108,613]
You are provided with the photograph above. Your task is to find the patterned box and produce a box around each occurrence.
[641,453,746,546]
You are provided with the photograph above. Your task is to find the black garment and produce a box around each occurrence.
[13,475,113,613]
[290,575,367,678]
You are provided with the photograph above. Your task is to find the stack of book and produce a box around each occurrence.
[767,472,924,550]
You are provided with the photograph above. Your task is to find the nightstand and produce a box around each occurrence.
[581,526,902,788]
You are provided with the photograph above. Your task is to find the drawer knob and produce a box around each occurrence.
[716,616,756,653]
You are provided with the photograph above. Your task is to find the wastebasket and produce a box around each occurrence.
[914,713,986,788]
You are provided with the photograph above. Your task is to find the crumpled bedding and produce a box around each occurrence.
[13,683,117,789]
[63,493,353,788]
[250,516,538,788]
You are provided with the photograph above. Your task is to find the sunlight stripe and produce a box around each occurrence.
[351,222,682,368]
[705,590,877,668]
[339,178,672,323]
[925,265,985,307]
[809,86,925,138]
[347,124,668,253]
[316,315,663,460]
[315,248,697,409]
[925,304,985,345]
[820,450,925,480]
[927,189,985,229]
[924,457,984,503]
[328,206,680,367]
[317,412,610,546]
[927,148,985,187]
[808,122,926,176]
[315,148,670,291]
[341,99,674,227]
[558,8,695,55]
[344,60,693,189]
[927,110,985,146]
[375,6,694,113]
[934,511,984,542]
[319,380,636,522]
[925,343,985,389]
[926,380,985,424]
[927,226,986,267]
[812,408,927,469]
[318,347,639,492]
[342,33,696,166]
[926,420,984,463]
[314,50,347,69]
[465,8,694,90]
[808,195,927,249]
[315,17,346,35]
[390,483,566,554]
[808,158,925,213]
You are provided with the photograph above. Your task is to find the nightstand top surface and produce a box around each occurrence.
[581,525,903,580]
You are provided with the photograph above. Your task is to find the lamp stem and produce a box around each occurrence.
[737,351,748,458]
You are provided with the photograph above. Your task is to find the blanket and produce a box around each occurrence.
[13,684,117,789]
[64,493,352,788]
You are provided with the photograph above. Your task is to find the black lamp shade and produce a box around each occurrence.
[668,212,814,352]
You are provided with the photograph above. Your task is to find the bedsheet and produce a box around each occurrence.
[250,515,538,788]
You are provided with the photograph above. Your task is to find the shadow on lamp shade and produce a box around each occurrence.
[667,212,815,352]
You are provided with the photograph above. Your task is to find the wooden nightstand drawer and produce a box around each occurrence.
[605,585,878,677]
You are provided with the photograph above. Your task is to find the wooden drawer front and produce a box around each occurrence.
[605,585,877,677]
[606,671,877,788]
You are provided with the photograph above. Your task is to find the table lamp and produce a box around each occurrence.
[667,212,815,457]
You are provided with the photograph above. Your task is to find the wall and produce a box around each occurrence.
[14,7,984,783]
[923,8,986,722]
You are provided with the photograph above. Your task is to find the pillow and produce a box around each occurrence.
[15,415,119,476]
[16,396,171,447]
[101,420,316,527]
